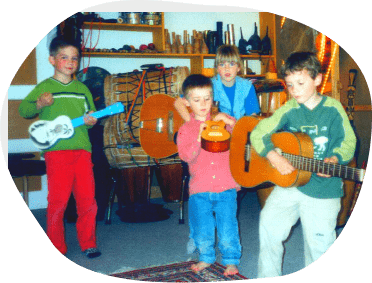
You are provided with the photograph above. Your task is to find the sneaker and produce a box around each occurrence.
[83,248,101,259]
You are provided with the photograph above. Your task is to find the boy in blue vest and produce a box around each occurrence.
[174,44,260,121]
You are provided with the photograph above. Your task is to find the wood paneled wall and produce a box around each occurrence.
[9,48,43,192]
[11,49,37,85]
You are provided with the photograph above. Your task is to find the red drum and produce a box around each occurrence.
[154,163,183,202]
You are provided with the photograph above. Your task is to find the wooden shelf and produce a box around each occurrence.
[81,12,276,75]
[82,22,163,32]
[82,52,273,60]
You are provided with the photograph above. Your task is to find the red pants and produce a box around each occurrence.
[45,150,98,254]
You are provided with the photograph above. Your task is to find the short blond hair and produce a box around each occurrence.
[215,45,243,70]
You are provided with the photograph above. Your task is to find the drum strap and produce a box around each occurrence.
[156,65,168,94]
[128,146,140,167]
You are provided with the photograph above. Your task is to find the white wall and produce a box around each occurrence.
[8,11,260,210]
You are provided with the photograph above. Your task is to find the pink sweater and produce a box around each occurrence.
[177,114,239,196]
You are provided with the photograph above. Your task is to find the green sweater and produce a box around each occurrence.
[19,77,96,155]
[251,95,356,199]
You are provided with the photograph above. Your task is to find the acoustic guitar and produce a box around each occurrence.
[139,94,186,159]
[201,120,231,153]
[230,116,365,188]
[29,102,124,150]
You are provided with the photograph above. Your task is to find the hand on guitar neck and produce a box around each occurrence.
[316,156,339,178]
[83,111,98,126]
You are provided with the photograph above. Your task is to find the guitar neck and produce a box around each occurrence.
[71,103,124,128]
[283,152,365,183]
[71,109,109,128]
[244,145,364,183]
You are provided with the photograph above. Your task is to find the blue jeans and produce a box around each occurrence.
[188,189,241,266]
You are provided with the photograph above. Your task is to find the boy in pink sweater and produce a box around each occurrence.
[177,74,241,276]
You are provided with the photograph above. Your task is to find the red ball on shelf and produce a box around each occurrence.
[148,43,156,50]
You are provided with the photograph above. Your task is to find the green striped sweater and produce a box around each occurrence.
[19,77,96,155]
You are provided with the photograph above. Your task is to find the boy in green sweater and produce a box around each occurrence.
[250,52,356,277]
[19,37,101,258]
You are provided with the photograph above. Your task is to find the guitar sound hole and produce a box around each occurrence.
[54,124,63,133]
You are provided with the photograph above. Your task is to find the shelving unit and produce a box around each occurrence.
[81,12,276,76]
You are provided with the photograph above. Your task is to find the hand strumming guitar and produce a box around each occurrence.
[36,92,54,110]
[266,150,295,175]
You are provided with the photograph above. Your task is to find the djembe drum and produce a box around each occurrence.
[103,66,189,222]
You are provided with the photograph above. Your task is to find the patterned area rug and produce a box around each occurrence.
[110,261,248,281]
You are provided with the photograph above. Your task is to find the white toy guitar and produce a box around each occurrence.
[29,102,124,150]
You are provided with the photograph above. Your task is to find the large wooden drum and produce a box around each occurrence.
[253,79,287,117]
[256,159,357,227]
[258,91,288,116]
[103,67,189,204]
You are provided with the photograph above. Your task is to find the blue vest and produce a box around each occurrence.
[212,75,255,120]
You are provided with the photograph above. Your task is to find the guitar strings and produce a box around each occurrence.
[244,144,363,182]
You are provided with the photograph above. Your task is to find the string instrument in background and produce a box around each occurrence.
[230,116,365,188]
[139,94,186,159]
[349,161,367,216]
[201,120,231,153]
[29,102,124,150]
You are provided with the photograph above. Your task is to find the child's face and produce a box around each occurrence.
[185,87,213,121]
[284,69,322,106]
[49,46,79,79]
[217,61,240,84]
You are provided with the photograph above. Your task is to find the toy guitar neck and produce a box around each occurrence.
[29,102,124,150]
[70,103,123,127]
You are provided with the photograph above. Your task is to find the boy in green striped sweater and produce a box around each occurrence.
[251,52,356,277]
[19,37,101,258]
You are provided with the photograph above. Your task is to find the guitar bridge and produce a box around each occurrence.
[168,111,174,141]
[156,118,163,133]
